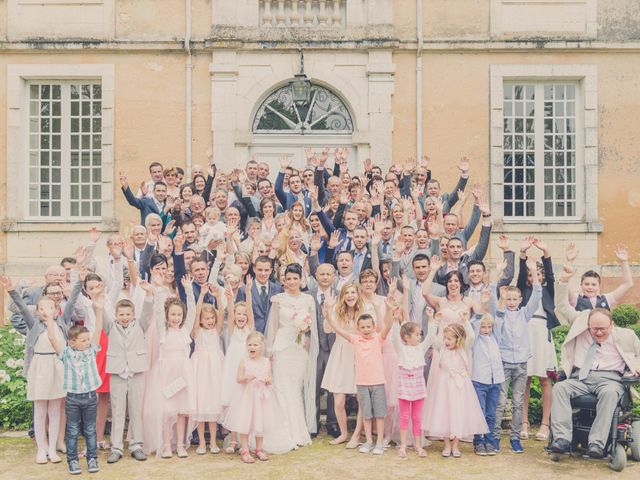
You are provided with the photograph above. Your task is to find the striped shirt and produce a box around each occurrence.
[59,345,102,394]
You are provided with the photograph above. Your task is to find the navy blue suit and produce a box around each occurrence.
[275,171,312,216]
[122,186,168,227]
[236,281,283,334]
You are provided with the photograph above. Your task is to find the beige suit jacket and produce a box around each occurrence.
[555,282,640,375]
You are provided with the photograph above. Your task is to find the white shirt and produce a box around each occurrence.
[390,325,433,369]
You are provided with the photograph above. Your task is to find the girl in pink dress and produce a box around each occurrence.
[191,283,225,455]
[223,332,281,464]
[146,275,197,459]
[424,323,488,458]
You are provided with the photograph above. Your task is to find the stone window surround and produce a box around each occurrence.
[5,64,115,232]
[489,64,601,234]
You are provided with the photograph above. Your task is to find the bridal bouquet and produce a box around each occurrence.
[293,313,312,345]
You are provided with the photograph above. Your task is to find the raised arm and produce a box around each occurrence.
[181,275,197,333]
[191,282,208,339]
[1,276,38,331]
[45,310,64,355]
[91,295,105,347]
[136,280,155,332]
[245,276,255,331]
[224,286,236,336]
[606,245,634,306]
[555,265,580,326]
[421,256,443,309]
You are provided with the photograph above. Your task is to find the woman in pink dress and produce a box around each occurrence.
[191,283,225,454]
[424,323,488,457]
[421,261,472,431]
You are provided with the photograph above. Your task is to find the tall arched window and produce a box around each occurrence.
[252,83,353,134]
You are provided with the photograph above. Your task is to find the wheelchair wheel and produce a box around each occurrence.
[631,420,640,462]
[608,444,626,472]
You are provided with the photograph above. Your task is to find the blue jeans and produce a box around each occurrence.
[65,391,98,463]
[473,381,500,445]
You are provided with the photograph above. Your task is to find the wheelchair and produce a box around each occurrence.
[547,374,640,472]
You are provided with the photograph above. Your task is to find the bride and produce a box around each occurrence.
[264,263,319,450]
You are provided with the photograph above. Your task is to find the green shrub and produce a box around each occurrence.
[0,327,31,430]
[612,304,640,328]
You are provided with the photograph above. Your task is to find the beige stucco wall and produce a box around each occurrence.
[1,0,640,315]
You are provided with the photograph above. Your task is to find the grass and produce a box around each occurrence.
[0,433,637,479]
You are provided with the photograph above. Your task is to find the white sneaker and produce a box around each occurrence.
[372,446,384,455]
[359,442,373,454]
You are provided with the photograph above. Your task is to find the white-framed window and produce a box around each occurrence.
[27,81,103,219]
[7,64,114,226]
[490,64,599,229]
[502,82,581,219]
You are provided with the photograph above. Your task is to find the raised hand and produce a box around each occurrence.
[0,275,15,292]
[426,218,442,238]
[364,157,373,172]
[173,232,185,252]
[199,282,210,299]
[245,275,253,291]
[520,235,534,253]
[74,246,89,265]
[88,226,101,244]
[471,183,483,203]
[328,231,341,249]
[150,270,165,287]
[565,241,579,263]
[394,237,406,257]
[532,237,548,254]
[310,233,322,253]
[457,188,468,204]
[458,156,471,175]
[319,147,329,166]
[279,155,291,170]
[478,196,491,216]
[93,293,106,310]
[430,255,442,271]
[419,155,430,169]
[138,279,154,295]
[614,244,629,262]
[119,170,128,188]
[497,234,510,251]
[164,219,177,237]
[559,263,577,283]
[181,274,194,292]
[140,180,148,197]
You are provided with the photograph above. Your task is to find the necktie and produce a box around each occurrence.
[344,237,352,252]
[354,253,363,277]
[320,293,325,306]
[383,242,389,254]
[579,341,599,380]
[260,285,267,303]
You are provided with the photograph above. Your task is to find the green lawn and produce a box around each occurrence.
[0,433,637,479]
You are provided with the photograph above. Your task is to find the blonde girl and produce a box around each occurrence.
[191,284,225,454]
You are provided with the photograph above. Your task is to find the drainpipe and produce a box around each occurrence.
[416,0,424,160]
[185,0,193,178]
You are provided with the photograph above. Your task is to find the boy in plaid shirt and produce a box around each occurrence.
[47,293,104,475]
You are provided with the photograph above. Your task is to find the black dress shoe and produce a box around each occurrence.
[549,438,571,454]
[327,426,341,439]
[587,443,604,459]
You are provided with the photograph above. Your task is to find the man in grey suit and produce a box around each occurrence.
[236,256,283,334]
[306,263,340,437]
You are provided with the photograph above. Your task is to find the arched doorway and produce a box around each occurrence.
[249,82,357,176]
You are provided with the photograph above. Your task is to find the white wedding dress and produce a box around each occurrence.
[264,291,319,452]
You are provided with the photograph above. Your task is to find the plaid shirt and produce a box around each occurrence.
[59,345,102,394]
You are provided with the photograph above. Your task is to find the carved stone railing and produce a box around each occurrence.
[259,0,346,28]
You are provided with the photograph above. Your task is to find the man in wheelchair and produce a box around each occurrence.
[549,265,640,459]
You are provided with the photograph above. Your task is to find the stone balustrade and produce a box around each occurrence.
[259,0,346,28]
